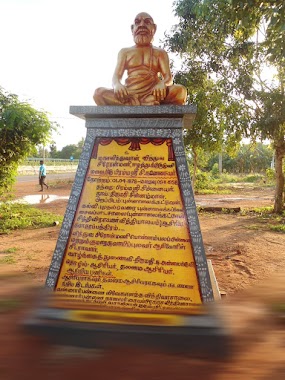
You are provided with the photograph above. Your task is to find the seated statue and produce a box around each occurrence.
[93,12,187,106]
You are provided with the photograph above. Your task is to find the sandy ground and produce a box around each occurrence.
[0,179,285,379]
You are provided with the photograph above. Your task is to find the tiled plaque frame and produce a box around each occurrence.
[45,105,214,303]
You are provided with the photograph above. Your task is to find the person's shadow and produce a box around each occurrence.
[40,194,50,204]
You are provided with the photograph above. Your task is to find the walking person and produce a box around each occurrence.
[39,160,48,191]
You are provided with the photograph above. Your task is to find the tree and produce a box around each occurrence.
[207,143,273,173]
[49,142,57,157]
[166,0,285,212]
[175,59,245,189]
[50,138,85,159]
[0,87,57,196]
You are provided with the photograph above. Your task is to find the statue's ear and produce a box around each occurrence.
[131,24,134,33]
[153,24,157,34]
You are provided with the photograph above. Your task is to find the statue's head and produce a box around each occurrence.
[131,12,157,46]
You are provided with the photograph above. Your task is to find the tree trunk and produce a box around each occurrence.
[274,147,285,213]
[218,153,223,173]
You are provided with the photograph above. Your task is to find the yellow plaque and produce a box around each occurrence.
[54,138,202,316]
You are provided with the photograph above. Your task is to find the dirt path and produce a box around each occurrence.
[1,180,285,379]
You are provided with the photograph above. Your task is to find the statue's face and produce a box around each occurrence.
[131,13,156,45]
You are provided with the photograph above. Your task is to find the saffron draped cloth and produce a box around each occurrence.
[123,67,160,105]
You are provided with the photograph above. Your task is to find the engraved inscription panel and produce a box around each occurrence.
[54,138,202,314]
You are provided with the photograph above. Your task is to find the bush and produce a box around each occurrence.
[0,88,56,196]
[211,163,220,178]
[214,172,240,183]
[241,174,264,183]
[266,168,275,181]
[194,170,212,191]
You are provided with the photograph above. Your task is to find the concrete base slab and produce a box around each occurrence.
[23,303,231,359]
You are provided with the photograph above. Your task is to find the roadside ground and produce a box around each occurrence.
[0,180,284,379]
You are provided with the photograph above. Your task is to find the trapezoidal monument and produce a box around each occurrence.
[26,12,228,357]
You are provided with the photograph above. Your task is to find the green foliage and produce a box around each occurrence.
[241,206,285,233]
[0,87,57,196]
[266,168,275,181]
[58,144,81,159]
[207,143,273,174]
[167,0,285,211]
[213,173,241,184]
[269,224,285,233]
[0,247,18,254]
[49,138,85,159]
[247,206,274,214]
[189,168,230,193]
[194,170,211,191]
[188,143,273,192]
[241,173,264,183]
[0,255,16,264]
[0,203,63,234]
[211,163,219,178]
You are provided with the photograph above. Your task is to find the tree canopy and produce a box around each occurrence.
[49,138,84,160]
[0,87,57,196]
[166,0,285,212]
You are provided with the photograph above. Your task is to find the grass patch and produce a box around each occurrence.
[213,173,241,184]
[196,188,232,195]
[241,174,264,183]
[0,203,63,234]
[49,179,74,189]
[241,207,285,233]
[0,247,18,254]
[0,255,16,264]
[268,224,285,233]
[199,205,285,233]
[241,206,274,215]
[246,224,261,230]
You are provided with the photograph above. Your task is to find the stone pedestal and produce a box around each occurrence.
[25,105,230,357]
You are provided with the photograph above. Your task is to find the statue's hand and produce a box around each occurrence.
[114,83,129,103]
[152,81,167,102]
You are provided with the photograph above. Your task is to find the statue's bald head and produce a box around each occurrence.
[131,12,157,45]
[134,12,154,24]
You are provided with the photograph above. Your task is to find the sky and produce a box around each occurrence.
[0,0,178,150]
